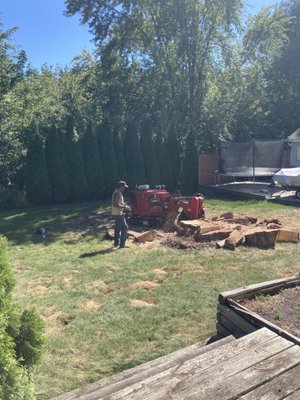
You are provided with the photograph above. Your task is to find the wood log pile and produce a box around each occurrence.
[177,212,299,250]
[106,212,299,250]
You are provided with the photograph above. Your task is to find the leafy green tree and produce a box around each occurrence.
[82,122,104,198]
[45,125,69,203]
[64,0,244,146]
[98,119,119,196]
[155,132,173,190]
[124,120,145,188]
[64,117,89,201]
[0,23,27,99]
[232,5,290,139]
[265,0,300,136]
[0,235,44,399]
[25,128,52,206]
[0,23,27,191]
[61,50,103,130]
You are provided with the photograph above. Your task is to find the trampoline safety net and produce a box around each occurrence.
[218,139,285,177]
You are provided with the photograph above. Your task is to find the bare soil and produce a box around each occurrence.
[240,286,300,339]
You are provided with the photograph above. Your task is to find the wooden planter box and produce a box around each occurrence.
[217,273,300,345]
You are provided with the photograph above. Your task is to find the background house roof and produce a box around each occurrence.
[288,128,300,141]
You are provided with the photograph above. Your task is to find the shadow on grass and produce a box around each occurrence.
[79,246,117,258]
[0,200,112,245]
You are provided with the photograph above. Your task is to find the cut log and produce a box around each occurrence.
[216,239,226,248]
[106,228,114,239]
[195,228,233,242]
[134,230,157,243]
[128,230,140,239]
[276,229,299,243]
[180,219,221,234]
[244,228,278,249]
[224,229,245,250]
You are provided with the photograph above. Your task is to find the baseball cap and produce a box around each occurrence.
[118,180,128,188]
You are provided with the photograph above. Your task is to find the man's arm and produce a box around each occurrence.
[113,191,125,209]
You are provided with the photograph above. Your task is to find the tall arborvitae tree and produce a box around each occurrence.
[162,139,174,192]
[155,132,165,185]
[140,116,160,187]
[167,124,181,191]
[64,117,89,201]
[25,127,52,205]
[154,130,172,190]
[98,119,119,196]
[45,125,69,203]
[82,122,104,198]
[124,120,145,188]
[113,127,127,179]
[180,131,198,195]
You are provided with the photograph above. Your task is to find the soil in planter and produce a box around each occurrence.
[240,286,300,339]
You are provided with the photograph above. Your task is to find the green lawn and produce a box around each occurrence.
[0,198,299,399]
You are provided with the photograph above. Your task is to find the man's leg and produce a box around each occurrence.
[114,217,121,246]
[119,216,128,248]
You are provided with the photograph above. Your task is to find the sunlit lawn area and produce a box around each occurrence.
[0,198,299,400]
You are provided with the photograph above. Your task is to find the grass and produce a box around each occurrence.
[0,198,299,399]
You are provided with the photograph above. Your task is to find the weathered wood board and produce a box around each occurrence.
[219,273,300,304]
[51,328,300,400]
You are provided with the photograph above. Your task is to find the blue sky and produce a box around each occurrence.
[1,0,277,69]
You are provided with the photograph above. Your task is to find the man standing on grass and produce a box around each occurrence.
[112,181,130,248]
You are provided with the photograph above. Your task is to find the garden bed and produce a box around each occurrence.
[217,274,300,345]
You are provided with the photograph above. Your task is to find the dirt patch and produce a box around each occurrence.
[13,261,29,272]
[152,268,167,275]
[130,299,155,307]
[81,300,102,312]
[27,275,55,295]
[132,280,160,290]
[226,264,243,271]
[85,280,112,294]
[41,309,75,331]
[161,235,209,250]
[239,286,300,339]
[41,305,58,320]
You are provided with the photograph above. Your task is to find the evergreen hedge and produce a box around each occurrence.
[22,116,199,209]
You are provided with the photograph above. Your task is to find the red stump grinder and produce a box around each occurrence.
[127,185,205,228]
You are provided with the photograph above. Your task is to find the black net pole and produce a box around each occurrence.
[217,140,221,184]
[252,139,255,183]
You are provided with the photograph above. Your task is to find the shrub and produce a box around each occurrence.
[0,188,27,210]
